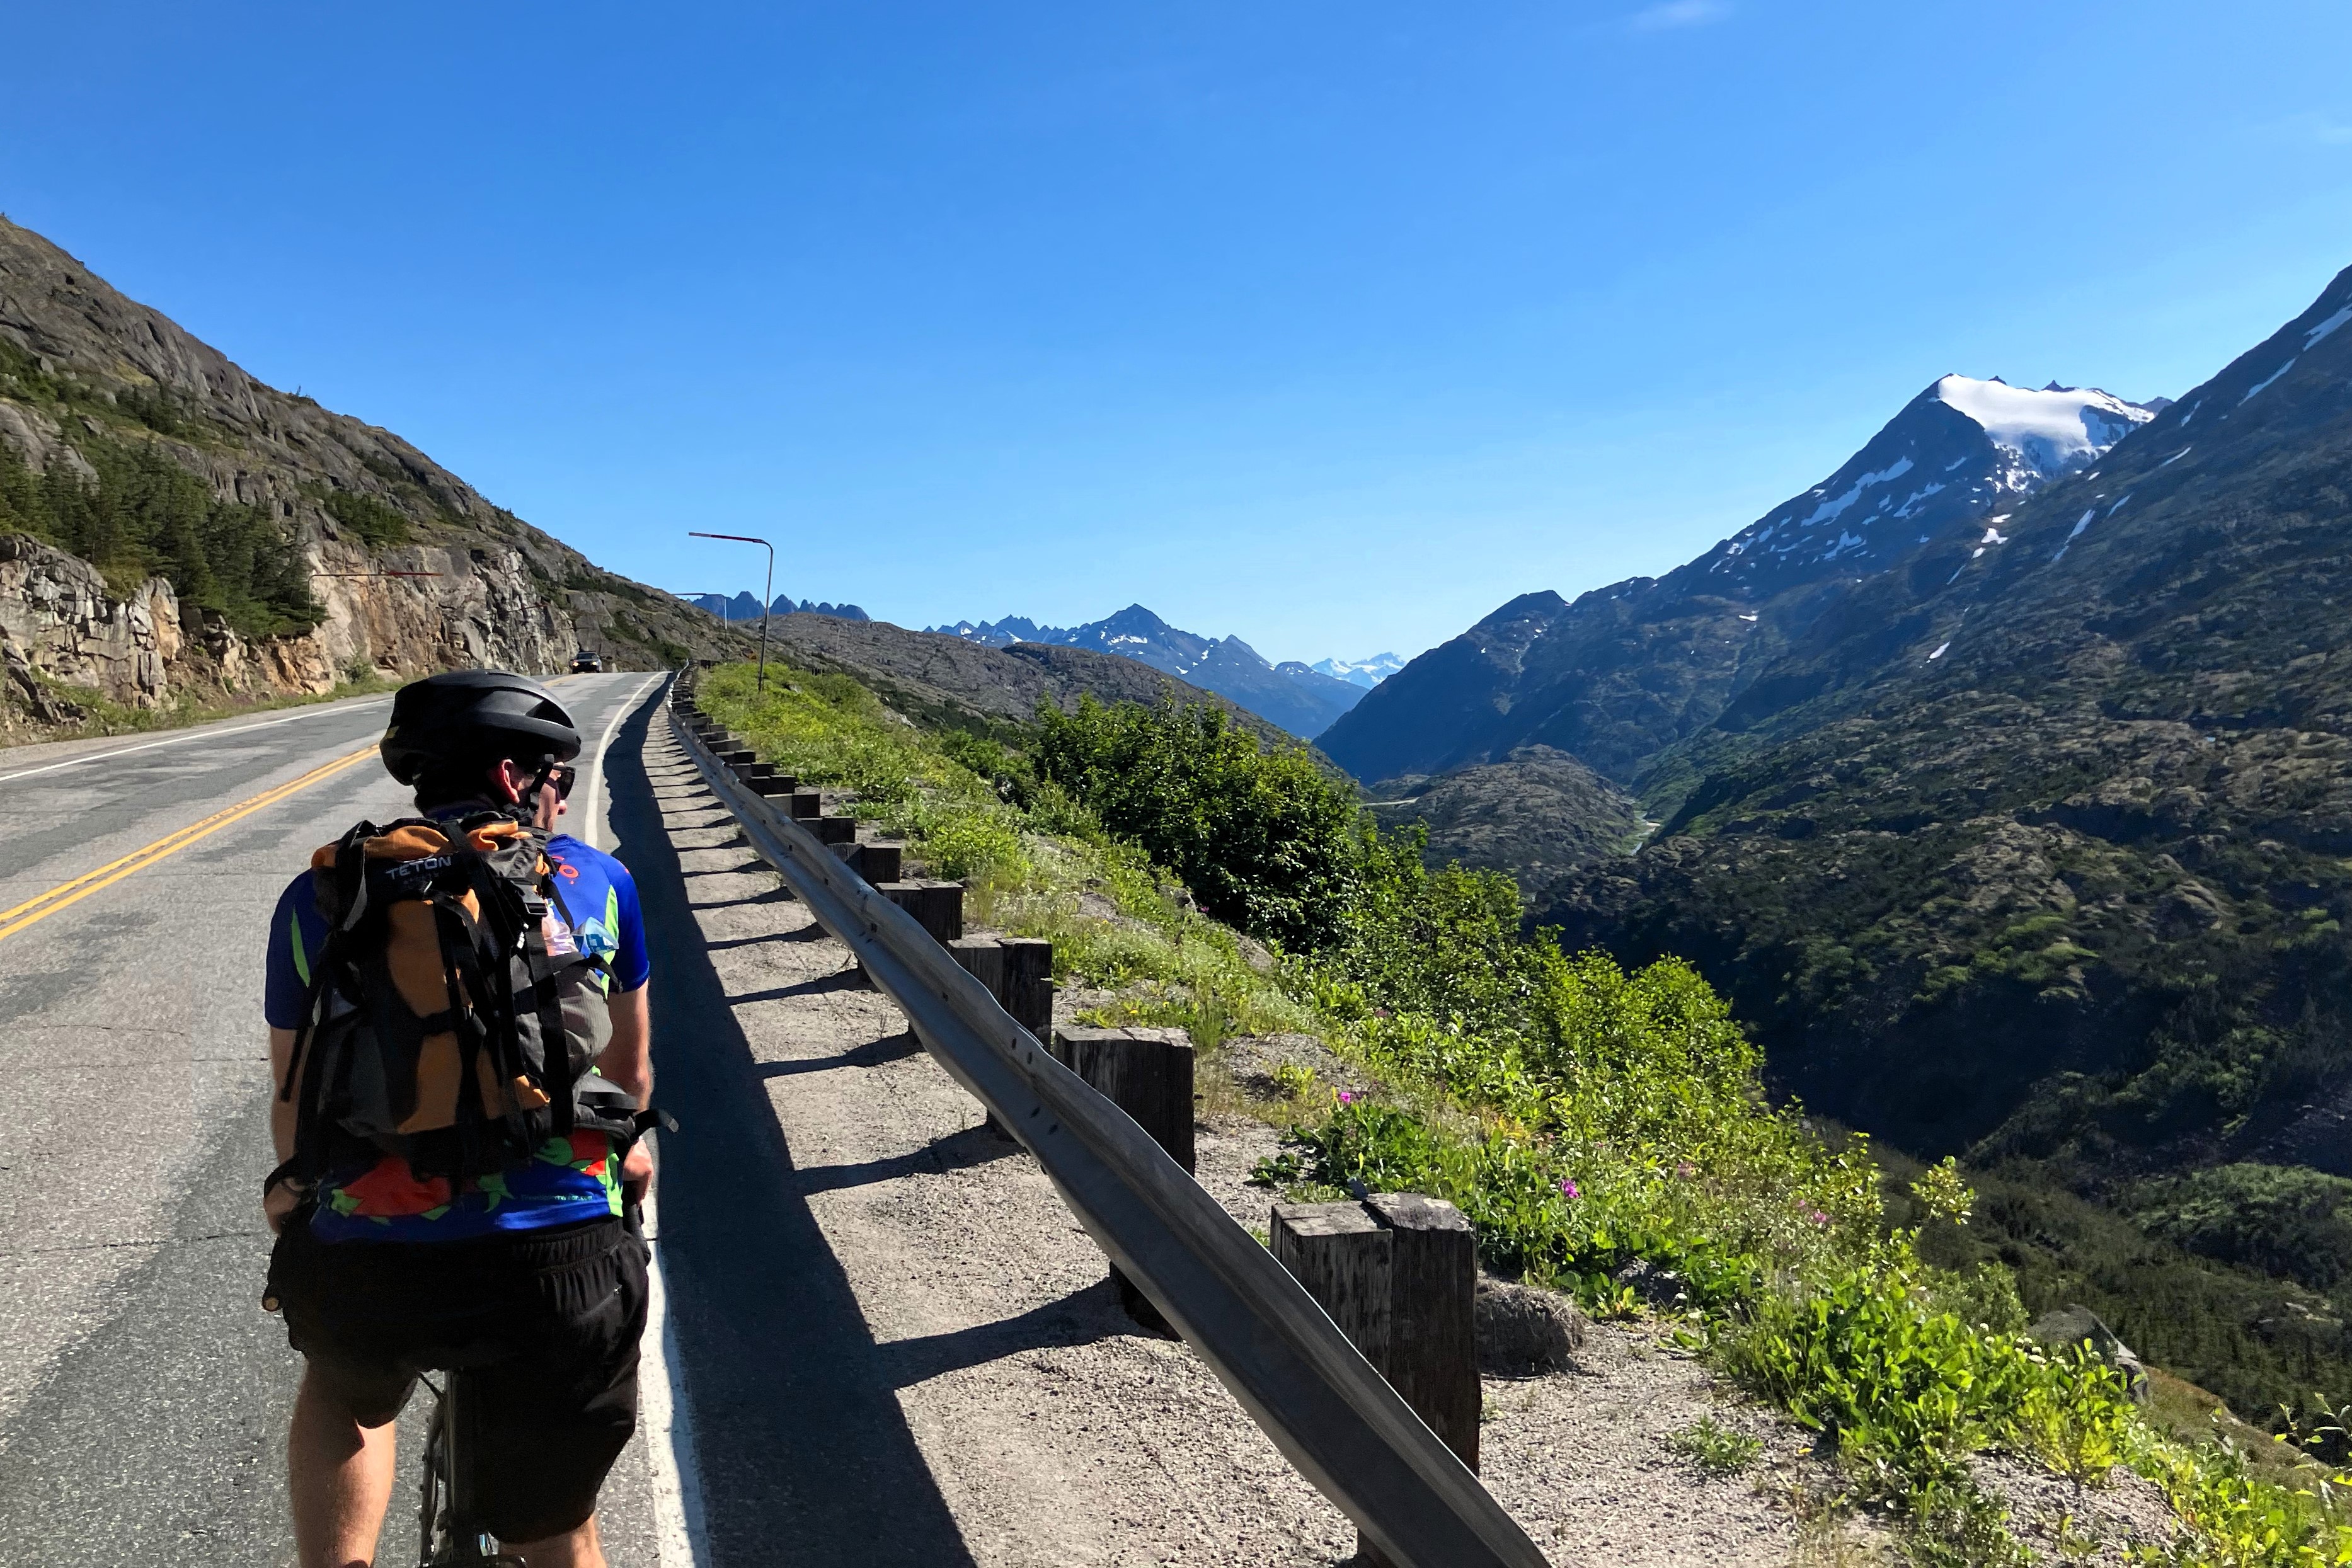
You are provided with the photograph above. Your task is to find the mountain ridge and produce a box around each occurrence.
[927,602,1370,740]
[1319,375,2162,793]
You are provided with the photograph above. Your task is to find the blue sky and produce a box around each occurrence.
[4,2,2349,664]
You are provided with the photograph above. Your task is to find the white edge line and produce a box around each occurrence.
[580,671,709,1568]
[638,1188,711,1568]
[0,696,396,784]
[579,672,663,852]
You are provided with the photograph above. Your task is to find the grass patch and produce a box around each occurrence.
[1668,1415,1765,1475]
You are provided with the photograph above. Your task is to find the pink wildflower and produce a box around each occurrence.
[1559,1179,1580,1200]
[1675,1160,1697,1180]
[1337,1090,1356,1105]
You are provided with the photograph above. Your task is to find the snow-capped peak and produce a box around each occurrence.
[1310,653,1407,689]
[1932,375,2155,486]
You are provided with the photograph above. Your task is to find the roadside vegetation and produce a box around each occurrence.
[697,659,2352,1566]
[0,425,321,638]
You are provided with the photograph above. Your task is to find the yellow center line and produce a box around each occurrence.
[0,743,381,945]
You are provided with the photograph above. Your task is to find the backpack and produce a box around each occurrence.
[270,811,645,1192]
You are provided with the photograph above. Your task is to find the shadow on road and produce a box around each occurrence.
[876,1279,1135,1389]
[752,1031,926,1080]
[791,1122,1024,1196]
[610,698,978,1568]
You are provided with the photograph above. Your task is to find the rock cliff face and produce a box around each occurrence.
[0,215,745,736]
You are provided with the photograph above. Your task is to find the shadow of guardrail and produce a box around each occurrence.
[608,692,979,1567]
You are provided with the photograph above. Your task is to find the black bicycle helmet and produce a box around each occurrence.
[379,670,582,786]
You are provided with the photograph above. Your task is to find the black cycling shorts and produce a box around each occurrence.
[267,1215,648,1543]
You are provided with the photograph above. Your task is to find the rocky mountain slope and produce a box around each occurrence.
[1528,263,2352,1409]
[1549,262,2352,1156]
[1370,745,1646,909]
[0,215,747,736]
[1321,376,2161,796]
[931,603,1367,739]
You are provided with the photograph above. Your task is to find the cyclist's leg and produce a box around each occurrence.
[472,1219,648,1554]
[505,1514,605,1568]
[271,1222,421,1568]
[287,1363,399,1568]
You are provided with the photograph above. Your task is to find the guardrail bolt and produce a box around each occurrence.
[1053,1026,1194,1332]
[1270,1194,1480,1565]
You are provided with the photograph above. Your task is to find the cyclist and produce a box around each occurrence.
[260,671,656,1568]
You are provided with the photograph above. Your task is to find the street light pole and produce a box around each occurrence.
[688,532,775,694]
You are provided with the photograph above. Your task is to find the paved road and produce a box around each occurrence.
[0,673,675,1567]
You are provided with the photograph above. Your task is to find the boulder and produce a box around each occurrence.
[1476,1276,1585,1375]
[2026,1305,2150,1404]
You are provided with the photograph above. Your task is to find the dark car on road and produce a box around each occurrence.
[569,651,604,673]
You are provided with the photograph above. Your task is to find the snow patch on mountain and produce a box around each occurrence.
[2305,305,2352,351]
[1311,653,1407,689]
[1704,374,2157,590]
[1934,376,2155,483]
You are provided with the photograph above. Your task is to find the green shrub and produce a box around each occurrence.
[1032,694,1362,951]
[321,488,413,547]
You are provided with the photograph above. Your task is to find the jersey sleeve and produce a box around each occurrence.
[608,859,650,992]
[263,872,328,1029]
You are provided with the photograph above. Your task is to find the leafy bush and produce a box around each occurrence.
[1032,694,1362,951]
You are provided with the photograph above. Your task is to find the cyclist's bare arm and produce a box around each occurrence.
[265,1026,300,1232]
[598,985,655,1199]
[597,984,651,1104]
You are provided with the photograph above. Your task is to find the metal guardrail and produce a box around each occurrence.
[665,690,1549,1568]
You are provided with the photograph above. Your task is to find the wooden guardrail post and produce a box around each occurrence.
[850,838,903,883]
[949,934,1048,1137]
[1053,1026,1195,1331]
[947,936,1005,1000]
[997,937,1053,1044]
[805,814,858,846]
[880,879,963,942]
[1270,1193,1479,1566]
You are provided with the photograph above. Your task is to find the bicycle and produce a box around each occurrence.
[415,1369,527,1567]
